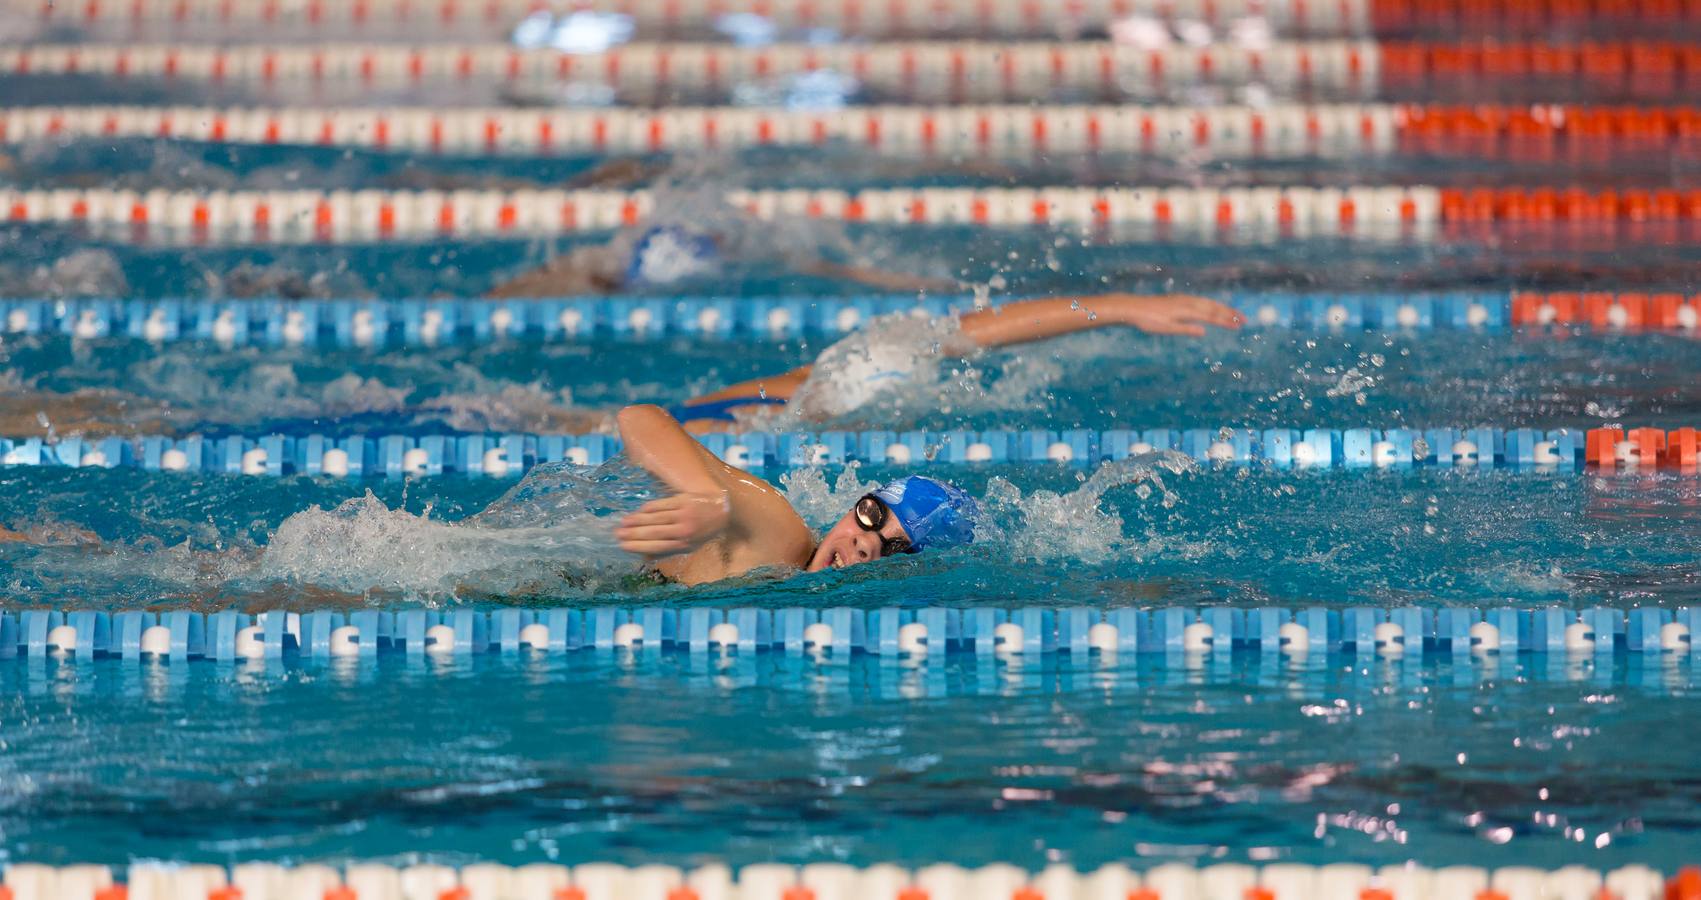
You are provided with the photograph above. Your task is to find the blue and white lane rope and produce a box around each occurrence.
[0,292,1544,346]
[4,604,1695,661]
[0,426,1660,476]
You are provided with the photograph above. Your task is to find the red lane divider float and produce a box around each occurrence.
[1379,40,1701,99]
[1399,104,1701,159]
[7,103,1701,162]
[1586,426,1688,469]
[1371,0,1701,36]
[1440,188,1701,224]
[1512,291,1701,330]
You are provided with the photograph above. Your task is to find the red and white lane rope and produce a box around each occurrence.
[0,184,1448,240]
[9,41,1701,100]
[0,41,1384,100]
[9,185,1701,242]
[0,103,1404,157]
[14,0,1701,40]
[4,0,1377,40]
[6,103,1701,160]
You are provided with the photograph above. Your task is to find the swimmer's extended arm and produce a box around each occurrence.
[683,367,814,410]
[792,259,959,293]
[956,294,1243,347]
[670,295,1240,429]
[613,405,811,561]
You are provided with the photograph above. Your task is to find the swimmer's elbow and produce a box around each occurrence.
[617,404,675,437]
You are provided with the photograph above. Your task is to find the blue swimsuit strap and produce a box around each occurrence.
[666,394,789,423]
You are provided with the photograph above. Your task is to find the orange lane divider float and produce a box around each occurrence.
[1511,292,1701,330]
[1398,104,1701,158]
[1370,0,1701,34]
[1442,188,1701,225]
[1586,427,1690,469]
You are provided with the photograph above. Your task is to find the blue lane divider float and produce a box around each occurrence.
[3,605,1694,661]
[0,425,1638,475]
[0,292,1522,346]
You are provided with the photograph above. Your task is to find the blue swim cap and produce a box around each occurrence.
[626,225,720,286]
[872,476,977,552]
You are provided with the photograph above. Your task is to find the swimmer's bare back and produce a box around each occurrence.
[612,405,814,585]
[486,245,626,298]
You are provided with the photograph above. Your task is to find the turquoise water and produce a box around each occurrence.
[1,651,1696,871]
[7,329,1701,437]
[7,31,1701,882]
[4,461,1701,610]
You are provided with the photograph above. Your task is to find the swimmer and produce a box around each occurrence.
[486,177,954,297]
[668,292,1242,431]
[487,226,951,297]
[612,403,974,585]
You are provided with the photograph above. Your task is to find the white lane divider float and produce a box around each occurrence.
[12,0,1377,40]
[10,604,1683,662]
[0,103,1402,160]
[0,41,1384,100]
[0,184,1441,243]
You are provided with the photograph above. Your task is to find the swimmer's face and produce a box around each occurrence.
[807,496,912,572]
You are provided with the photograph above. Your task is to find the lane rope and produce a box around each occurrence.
[4,603,1697,662]
[7,41,1701,101]
[6,292,1701,344]
[17,0,1701,40]
[7,102,1701,161]
[1,425,1695,475]
[5,183,1701,242]
[7,0,1377,38]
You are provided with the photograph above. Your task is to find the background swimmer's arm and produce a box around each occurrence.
[956,294,1243,347]
[685,366,813,408]
[791,259,959,293]
[486,245,625,298]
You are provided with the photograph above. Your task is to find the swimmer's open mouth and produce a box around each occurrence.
[832,552,845,569]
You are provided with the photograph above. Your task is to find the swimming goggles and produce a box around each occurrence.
[854,495,915,557]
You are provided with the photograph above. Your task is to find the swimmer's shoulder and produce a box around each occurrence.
[719,463,814,569]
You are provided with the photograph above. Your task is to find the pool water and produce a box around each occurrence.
[4,460,1701,612]
[7,328,1701,438]
[6,6,1701,887]
[1,651,1696,872]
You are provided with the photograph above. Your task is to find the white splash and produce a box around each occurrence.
[779,462,883,528]
[19,249,130,299]
[780,453,1197,564]
[785,311,1059,426]
[977,451,1197,564]
[256,461,654,597]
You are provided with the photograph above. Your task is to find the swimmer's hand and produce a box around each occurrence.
[615,490,732,557]
[1108,294,1244,336]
